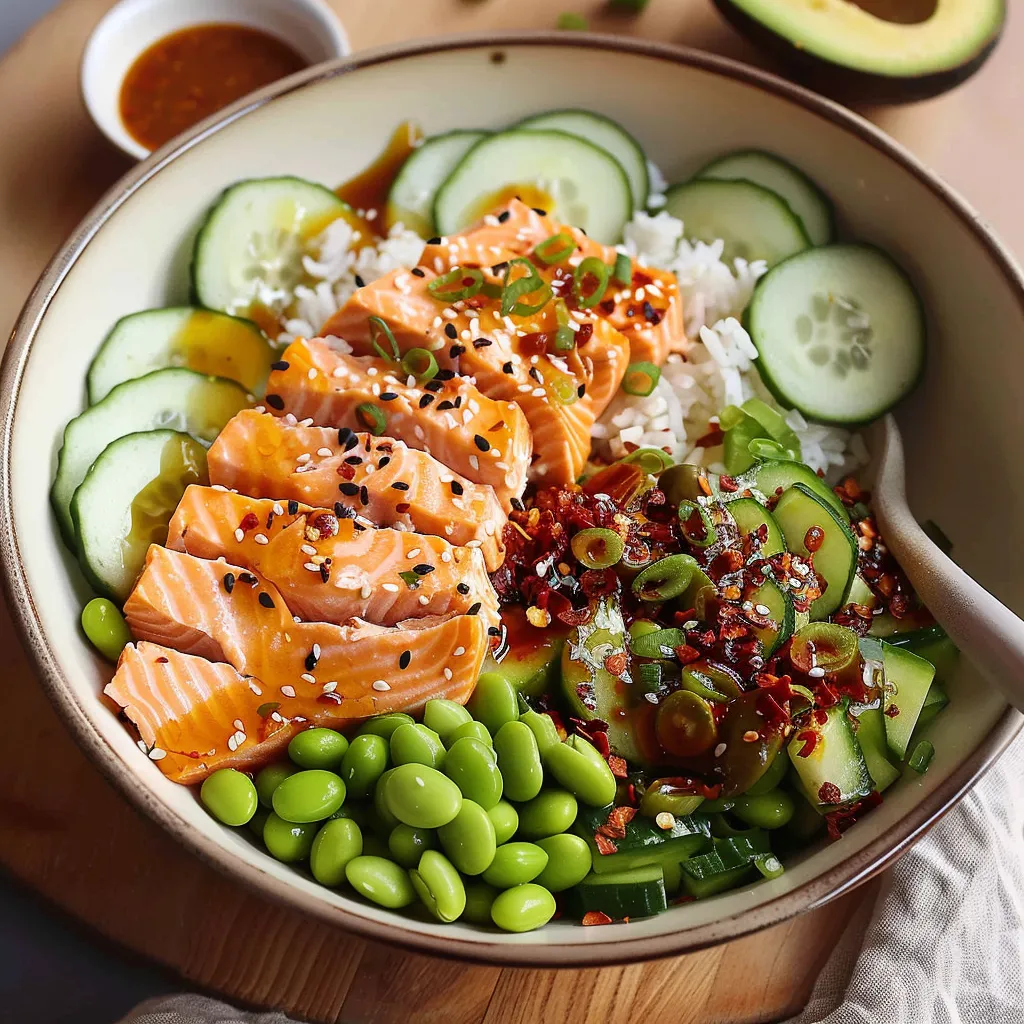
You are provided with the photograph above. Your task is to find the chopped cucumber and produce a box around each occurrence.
[714,458,849,522]
[433,129,633,243]
[515,109,649,209]
[70,431,207,601]
[773,484,857,619]
[744,574,794,657]
[680,832,770,880]
[747,244,926,424]
[570,864,667,919]
[888,624,959,680]
[913,683,950,738]
[662,178,811,267]
[484,605,569,699]
[881,641,936,761]
[728,497,785,557]
[697,149,834,245]
[386,130,486,237]
[850,702,901,793]
[191,177,350,315]
[575,806,711,873]
[681,862,757,899]
[87,307,273,404]
[51,368,250,547]
[787,701,873,810]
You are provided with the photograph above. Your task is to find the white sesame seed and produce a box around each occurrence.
[301,544,317,556]
[808,666,826,678]
[469,454,480,471]
[254,533,269,546]
[332,366,345,378]
[441,550,452,563]
[307,367,317,380]
[714,743,728,757]
[360,584,372,599]
[755,604,771,616]
[453,646,466,657]
[148,746,166,761]
[284,413,298,425]
[683,620,698,630]
[296,453,311,464]
[299,418,313,427]
[248,681,263,696]
[382,583,400,593]
[484,520,495,536]
[281,685,296,698]
[227,735,238,752]
[322,681,338,693]
[444,668,453,680]
[301,673,316,684]
[233,719,244,731]
[233,730,246,747]
[407,548,421,559]
[418,594,430,605]
[317,447,333,457]
[372,679,391,691]
[212,484,228,492]
[233,528,244,543]
[272,502,285,516]
[303,562,319,572]
[466,539,482,548]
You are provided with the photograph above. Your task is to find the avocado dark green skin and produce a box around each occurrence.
[712,0,1004,104]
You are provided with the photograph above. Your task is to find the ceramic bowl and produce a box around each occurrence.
[3,34,1021,966]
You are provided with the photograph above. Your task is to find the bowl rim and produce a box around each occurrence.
[2,30,1022,968]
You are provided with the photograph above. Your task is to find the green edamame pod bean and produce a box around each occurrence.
[248,807,270,838]
[255,762,296,808]
[423,698,472,745]
[358,713,414,740]
[443,737,503,809]
[515,789,578,841]
[81,598,133,663]
[493,721,543,802]
[341,733,390,799]
[481,842,548,888]
[487,800,519,845]
[345,855,415,909]
[390,723,445,769]
[386,763,463,829]
[519,709,561,755]
[410,850,466,923]
[200,768,258,826]
[463,881,500,925]
[288,727,349,770]
[449,720,494,747]
[744,750,789,796]
[374,768,400,829]
[490,883,556,932]
[388,824,438,868]
[731,790,795,829]
[310,817,363,886]
[437,799,496,876]
[467,672,518,735]
[534,834,591,892]
[272,769,346,823]
[543,736,616,807]
[263,813,316,862]
[361,832,390,859]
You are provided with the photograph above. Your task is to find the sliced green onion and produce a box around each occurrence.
[636,662,664,692]
[747,437,800,462]
[612,252,632,285]
[553,298,575,352]
[427,266,484,302]
[571,527,625,569]
[617,447,674,475]
[632,554,699,602]
[717,405,746,432]
[741,397,801,454]
[678,501,717,548]
[622,361,661,397]
[501,257,552,317]
[908,740,935,774]
[681,664,743,703]
[640,779,705,818]
[401,347,439,381]
[546,370,579,406]
[368,315,400,362]
[790,622,859,674]
[754,854,785,880]
[355,402,387,436]
[480,280,504,299]
[572,256,611,309]
[533,231,575,265]
[556,11,589,29]
[629,627,686,659]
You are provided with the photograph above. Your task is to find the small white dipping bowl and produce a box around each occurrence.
[81,0,349,161]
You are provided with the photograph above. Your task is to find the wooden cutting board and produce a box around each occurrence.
[0,2,1018,1021]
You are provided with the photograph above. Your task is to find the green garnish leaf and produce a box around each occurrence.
[356,402,387,435]
[368,315,400,362]
[533,231,575,266]
[427,266,484,303]
[257,702,281,718]
[572,256,611,309]
[401,347,439,381]
[622,361,661,397]
[398,571,422,590]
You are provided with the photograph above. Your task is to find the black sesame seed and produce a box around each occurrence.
[437,400,454,411]
[288,500,299,515]
[473,434,491,452]
[427,236,442,245]
[337,427,354,448]
[473,338,492,349]
[436,369,456,381]
[453,396,462,408]
[270,360,289,371]
[450,480,464,496]
[413,564,435,576]
[532,207,547,216]
[643,300,661,324]
[529,367,542,382]
[334,502,356,519]
[497,210,511,223]
[359,485,369,505]
[510,497,525,512]
[577,384,586,398]
[377,456,391,469]
[258,593,275,609]
[344,454,362,465]
[487,626,502,637]
[502,361,514,374]
[380,392,399,401]
[391,481,410,491]
[223,573,235,594]
[491,262,508,275]
[339,482,360,496]
[411,267,426,278]
[419,394,435,408]
[467,602,482,616]
[449,345,466,358]
[425,380,445,392]
[354,274,366,287]
[444,323,458,340]
[265,394,285,410]
[399,650,411,670]
[239,572,259,587]
[456,583,470,595]
[305,649,319,671]
[266,511,275,530]
[319,563,330,583]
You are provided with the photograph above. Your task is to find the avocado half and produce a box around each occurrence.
[713,0,1005,103]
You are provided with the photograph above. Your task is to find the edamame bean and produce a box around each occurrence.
[481,842,548,888]
[288,727,349,770]
[340,733,389,799]
[310,817,363,886]
[410,850,466,923]
[423,698,473,745]
[390,723,445,769]
[263,813,316,862]
[519,709,561,755]
[272,770,346,823]
[731,790,795,829]
[543,736,617,807]
[357,713,415,740]
[487,800,519,845]
[463,881,500,925]
[493,721,543,802]
[200,768,258,826]
[385,764,463,829]
[467,672,518,735]
[248,808,270,838]
[255,762,296,808]
[81,597,133,663]
[490,884,556,932]
[449,721,493,747]
[438,799,496,876]
[443,737,503,809]
[515,789,578,841]
[745,750,789,796]
[534,834,591,892]
[374,768,400,829]
[345,855,415,909]
[388,824,437,868]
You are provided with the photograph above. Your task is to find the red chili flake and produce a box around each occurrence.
[155,656,169,664]
[576,322,594,346]
[309,512,339,538]
[818,782,843,805]
[597,806,637,840]
[674,644,702,665]
[395,502,411,514]
[316,692,343,705]
[582,911,614,926]
[803,526,825,552]
[825,790,883,840]
[594,834,618,856]
[604,651,628,676]
[608,755,628,779]
[337,462,356,481]
[694,427,725,449]
[672,607,696,625]
[813,708,829,726]
[885,704,901,718]
[718,474,739,493]
[794,730,818,757]
[238,512,259,533]
[624,782,639,806]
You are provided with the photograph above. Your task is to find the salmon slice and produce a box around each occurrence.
[207,410,506,570]
[167,486,499,632]
[123,545,488,718]
[265,338,531,504]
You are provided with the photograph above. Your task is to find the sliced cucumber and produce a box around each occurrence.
[787,701,873,810]
[881,641,937,761]
[51,368,250,547]
[744,575,794,657]
[191,176,349,314]
[575,805,711,874]
[433,129,633,244]
[750,459,848,522]
[662,179,811,267]
[888,624,959,680]
[850,702,901,793]
[697,149,834,246]
[913,682,950,736]
[747,244,926,425]
[87,307,273,404]
[515,109,649,210]
[570,864,667,919]
[71,431,208,601]
[773,484,857,620]
[386,130,486,237]
[484,605,569,699]
[728,497,785,557]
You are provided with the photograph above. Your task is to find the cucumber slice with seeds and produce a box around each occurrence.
[728,497,785,557]
[787,701,873,809]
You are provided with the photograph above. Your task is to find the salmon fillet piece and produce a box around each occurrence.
[265,338,531,504]
[166,486,499,632]
[207,410,506,570]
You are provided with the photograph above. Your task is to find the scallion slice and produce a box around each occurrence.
[629,627,686,659]
[754,854,785,880]
[632,554,699,602]
[909,740,935,774]
[401,347,439,381]
[533,231,575,266]
[501,257,552,317]
[553,298,575,351]
[612,252,632,284]
[571,527,625,569]
[618,447,674,475]
[572,256,611,309]
[748,437,800,462]
[356,402,387,435]
[427,266,484,302]
[622,361,661,397]
[368,315,400,362]
[678,501,717,548]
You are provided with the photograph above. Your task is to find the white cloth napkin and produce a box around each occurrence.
[118,733,1024,1024]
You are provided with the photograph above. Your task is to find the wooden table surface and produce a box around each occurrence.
[0,2,1018,1022]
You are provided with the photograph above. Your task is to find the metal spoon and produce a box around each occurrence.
[869,415,1024,713]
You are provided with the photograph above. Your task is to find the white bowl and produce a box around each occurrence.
[4,34,1022,965]
[81,0,349,160]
